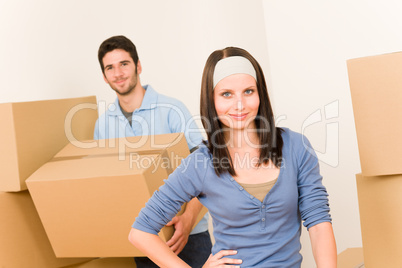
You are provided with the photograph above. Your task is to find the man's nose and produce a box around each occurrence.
[114,66,123,77]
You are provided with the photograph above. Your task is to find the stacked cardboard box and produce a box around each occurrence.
[337,248,364,268]
[347,52,402,267]
[0,191,93,268]
[0,96,98,267]
[0,96,98,191]
[1,96,207,263]
[26,133,207,257]
[62,257,136,268]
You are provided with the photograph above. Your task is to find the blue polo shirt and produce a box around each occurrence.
[94,84,208,234]
[94,84,203,150]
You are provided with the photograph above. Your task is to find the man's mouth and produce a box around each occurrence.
[115,78,127,84]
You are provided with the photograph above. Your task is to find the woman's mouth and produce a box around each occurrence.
[229,113,248,120]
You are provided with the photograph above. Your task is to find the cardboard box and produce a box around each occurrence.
[337,247,364,268]
[62,258,135,268]
[347,52,402,176]
[27,133,207,257]
[0,191,91,267]
[356,173,402,267]
[0,96,98,192]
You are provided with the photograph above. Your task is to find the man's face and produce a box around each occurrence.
[102,49,141,96]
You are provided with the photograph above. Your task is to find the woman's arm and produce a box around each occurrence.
[128,228,190,268]
[129,228,242,268]
[308,222,337,268]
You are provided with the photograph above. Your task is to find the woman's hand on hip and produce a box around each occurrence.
[202,250,242,268]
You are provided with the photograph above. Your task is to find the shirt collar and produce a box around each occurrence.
[139,84,158,110]
[108,84,158,116]
[108,98,123,116]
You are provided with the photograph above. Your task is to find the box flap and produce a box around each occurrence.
[0,104,20,191]
[0,96,98,191]
[337,247,364,268]
[25,133,192,257]
[0,191,92,267]
[27,153,161,182]
[55,133,184,158]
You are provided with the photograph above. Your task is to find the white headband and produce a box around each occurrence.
[213,56,257,88]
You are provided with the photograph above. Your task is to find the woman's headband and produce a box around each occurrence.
[213,56,257,88]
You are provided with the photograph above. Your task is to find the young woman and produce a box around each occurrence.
[129,47,336,268]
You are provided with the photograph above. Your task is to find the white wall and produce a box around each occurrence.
[0,0,268,262]
[263,0,402,266]
[3,0,402,267]
[0,0,270,136]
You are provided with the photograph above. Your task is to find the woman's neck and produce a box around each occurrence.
[225,126,260,151]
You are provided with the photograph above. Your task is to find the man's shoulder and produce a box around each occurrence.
[153,92,192,116]
[144,85,188,110]
[156,92,186,106]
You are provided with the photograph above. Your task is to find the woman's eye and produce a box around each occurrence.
[222,92,231,97]
[245,89,254,95]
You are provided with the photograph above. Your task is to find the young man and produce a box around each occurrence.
[94,35,211,268]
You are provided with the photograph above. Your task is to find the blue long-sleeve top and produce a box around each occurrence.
[133,128,331,267]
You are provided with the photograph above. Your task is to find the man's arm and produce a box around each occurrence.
[309,222,337,268]
[165,198,203,254]
[167,99,204,150]
[164,99,206,254]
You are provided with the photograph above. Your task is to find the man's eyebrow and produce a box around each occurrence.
[120,60,131,64]
[104,64,112,69]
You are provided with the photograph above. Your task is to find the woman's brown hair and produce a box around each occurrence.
[200,47,283,176]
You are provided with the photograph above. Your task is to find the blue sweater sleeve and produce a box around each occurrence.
[296,134,331,230]
[132,151,206,234]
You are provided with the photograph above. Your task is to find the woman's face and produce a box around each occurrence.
[213,73,260,131]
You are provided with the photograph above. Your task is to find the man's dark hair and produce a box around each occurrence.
[98,35,139,73]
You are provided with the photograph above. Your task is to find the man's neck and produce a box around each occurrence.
[117,85,146,113]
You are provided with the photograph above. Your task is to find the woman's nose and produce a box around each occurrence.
[235,98,244,111]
